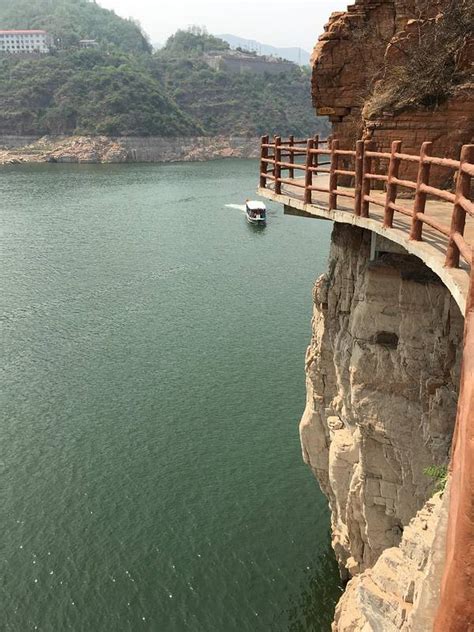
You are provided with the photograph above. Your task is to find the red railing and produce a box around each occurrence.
[260,135,474,271]
[435,268,474,631]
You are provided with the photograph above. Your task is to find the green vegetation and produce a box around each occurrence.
[0,0,151,53]
[0,50,200,136]
[423,465,448,492]
[163,26,229,55]
[0,2,327,138]
[152,38,321,137]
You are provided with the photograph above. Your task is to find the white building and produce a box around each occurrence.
[79,39,99,49]
[0,30,53,54]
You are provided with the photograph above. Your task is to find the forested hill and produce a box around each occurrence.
[0,1,327,138]
[0,0,151,53]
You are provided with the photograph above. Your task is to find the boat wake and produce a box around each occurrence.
[225,204,246,212]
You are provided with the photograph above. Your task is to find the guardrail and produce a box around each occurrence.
[435,268,474,631]
[260,135,474,271]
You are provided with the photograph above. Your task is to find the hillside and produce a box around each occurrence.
[0,49,200,136]
[0,3,327,139]
[0,0,151,53]
[152,31,324,137]
[218,34,311,66]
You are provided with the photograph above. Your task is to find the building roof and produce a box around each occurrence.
[0,30,48,35]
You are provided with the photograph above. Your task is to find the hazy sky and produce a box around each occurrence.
[98,0,346,50]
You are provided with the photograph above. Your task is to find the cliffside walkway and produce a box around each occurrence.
[258,136,474,313]
[258,135,474,631]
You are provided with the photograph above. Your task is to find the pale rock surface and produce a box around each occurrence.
[300,224,463,579]
[0,135,260,165]
[332,490,449,631]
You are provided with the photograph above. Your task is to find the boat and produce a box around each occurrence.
[245,200,267,225]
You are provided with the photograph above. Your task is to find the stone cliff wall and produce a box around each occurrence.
[119,135,259,162]
[0,135,260,165]
[300,224,463,583]
[333,489,450,631]
[311,0,473,184]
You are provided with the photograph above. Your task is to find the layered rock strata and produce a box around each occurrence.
[311,0,473,184]
[332,490,450,631]
[0,135,260,165]
[300,224,463,580]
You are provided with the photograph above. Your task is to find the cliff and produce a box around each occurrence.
[0,135,260,165]
[311,0,473,185]
[333,490,450,631]
[300,224,464,629]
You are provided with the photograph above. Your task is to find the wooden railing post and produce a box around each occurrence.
[354,140,365,216]
[288,135,294,180]
[274,136,282,195]
[446,145,474,268]
[259,134,269,188]
[313,134,319,174]
[329,139,339,211]
[304,138,314,205]
[361,140,375,218]
[410,141,432,241]
[384,140,402,228]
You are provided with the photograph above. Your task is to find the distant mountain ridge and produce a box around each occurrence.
[218,34,311,66]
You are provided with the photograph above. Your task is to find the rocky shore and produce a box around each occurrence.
[0,135,260,165]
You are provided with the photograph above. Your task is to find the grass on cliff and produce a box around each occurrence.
[423,465,448,492]
[364,0,473,119]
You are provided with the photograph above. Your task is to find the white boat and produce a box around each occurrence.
[245,201,267,225]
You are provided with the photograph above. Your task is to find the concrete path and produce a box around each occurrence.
[258,175,471,313]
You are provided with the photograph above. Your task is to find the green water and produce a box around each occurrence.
[0,160,340,631]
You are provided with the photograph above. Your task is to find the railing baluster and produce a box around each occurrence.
[384,140,402,227]
[274,136,282,195]
[288,135,294,180]
[259,134,269,188]
[329,139,339,211]
[304,138,314,205]
[361,140,375,218]
[446,144,474,268]
[410,141,432,241]
[259,135,474,277]
[354,140,365,216]
[313,134,319,175]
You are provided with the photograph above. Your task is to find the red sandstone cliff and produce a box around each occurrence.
[311,0,473,185]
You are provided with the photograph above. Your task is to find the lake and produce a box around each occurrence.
[0,159,340,631]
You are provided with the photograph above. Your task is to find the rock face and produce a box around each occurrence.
[311,0,473,184]
[118,135,260,162]
[0,135,260,165]
[333,490,450,631]
[0,136,128,165]
[300,224,463,580]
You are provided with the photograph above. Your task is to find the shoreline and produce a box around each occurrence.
[0,134,261,166]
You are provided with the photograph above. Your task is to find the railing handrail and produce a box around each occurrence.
[259,135,474,272]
